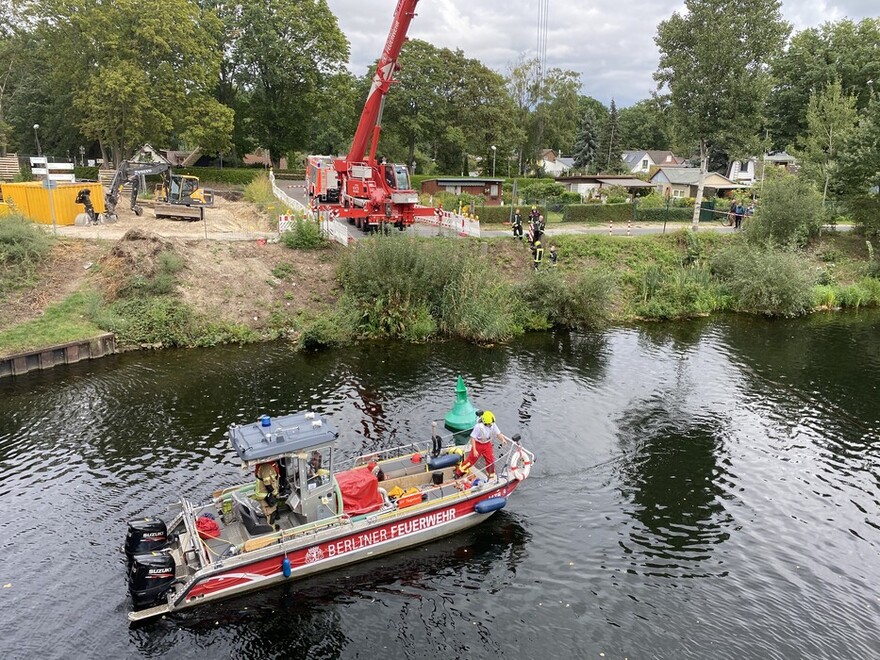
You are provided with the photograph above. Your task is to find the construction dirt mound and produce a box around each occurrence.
[89,195,275,238]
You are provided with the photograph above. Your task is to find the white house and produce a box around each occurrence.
[537,149,572,176]
[727,152,798,186]
[621,150,687,174]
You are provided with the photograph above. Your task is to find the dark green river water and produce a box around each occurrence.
[1,312,879,659]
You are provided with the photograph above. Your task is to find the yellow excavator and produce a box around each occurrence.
[153,173,214,221]
[103,160,213,222]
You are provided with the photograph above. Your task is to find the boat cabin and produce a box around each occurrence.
[228,412,340,531]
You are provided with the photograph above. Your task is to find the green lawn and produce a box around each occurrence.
[0,291,103,355]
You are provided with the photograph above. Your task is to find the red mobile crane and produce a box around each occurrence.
[327,0,435,232]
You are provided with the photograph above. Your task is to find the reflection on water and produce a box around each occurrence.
[1,311,880,658]
[616,402,735,578]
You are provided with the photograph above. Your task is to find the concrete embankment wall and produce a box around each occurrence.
[0,333,116,378]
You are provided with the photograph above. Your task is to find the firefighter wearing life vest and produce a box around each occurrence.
[457,410,510,479]
[253,462,281,525]
[512,208,523,240]
[532,239,544,270]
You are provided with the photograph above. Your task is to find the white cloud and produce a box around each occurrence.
[326,0,878,107]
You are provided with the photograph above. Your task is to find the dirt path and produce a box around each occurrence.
[56,195,278,241]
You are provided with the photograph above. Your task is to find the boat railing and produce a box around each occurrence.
[338,438,442,471]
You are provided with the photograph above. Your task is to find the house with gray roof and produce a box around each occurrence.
[622,150,687,174]
[649,168,745,199]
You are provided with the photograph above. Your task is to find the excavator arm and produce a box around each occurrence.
[105,161,172,216]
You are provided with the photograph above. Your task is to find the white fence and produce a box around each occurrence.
[415,209,481,237]
[317,210,351,245]
[268,169,307,214]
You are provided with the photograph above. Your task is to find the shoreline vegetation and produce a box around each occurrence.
[2,204,880,359]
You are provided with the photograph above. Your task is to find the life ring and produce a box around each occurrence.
[509,447,532,481]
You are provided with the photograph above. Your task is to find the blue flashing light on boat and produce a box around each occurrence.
[260,415,271,427]
[474,497,507,514]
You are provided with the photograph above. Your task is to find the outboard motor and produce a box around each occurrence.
[128,552,176,609]
[124,517,169,561]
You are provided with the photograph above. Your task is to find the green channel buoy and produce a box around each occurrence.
[444,375,478,446]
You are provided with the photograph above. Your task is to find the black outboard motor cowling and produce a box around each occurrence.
[128,552,176,609]
[124,517,169,560]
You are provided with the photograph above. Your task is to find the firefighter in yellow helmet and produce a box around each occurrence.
[253,462,281,526]
[457,410,510,479]
[532,238,544,271]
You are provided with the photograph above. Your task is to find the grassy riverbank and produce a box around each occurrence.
[2,212,879,357]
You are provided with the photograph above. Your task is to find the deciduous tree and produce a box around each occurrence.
[231,0,348,167]
[768,18,880,149]
[655,0,789,226]
[793,81,858,202]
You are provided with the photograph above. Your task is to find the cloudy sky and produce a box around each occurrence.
[325,0,877,107]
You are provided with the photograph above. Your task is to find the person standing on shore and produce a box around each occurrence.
[512,209,523,240]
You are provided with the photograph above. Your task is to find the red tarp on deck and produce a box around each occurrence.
[335,469,383,515]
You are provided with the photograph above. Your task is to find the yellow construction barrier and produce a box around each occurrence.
[0,202,12,218]
[0,181,105,226]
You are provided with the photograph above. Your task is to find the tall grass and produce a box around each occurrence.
[0,214,53,296]
[331,236,520,343]
[518,267,616,329]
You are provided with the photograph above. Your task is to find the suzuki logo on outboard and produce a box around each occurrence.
[142,532,165,539]
[147,568,172,575]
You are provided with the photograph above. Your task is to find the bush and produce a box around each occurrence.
[746,174,824,248]
[711,244,814,316]
[337,236,522,343]
[117,249,185,298]
[281,219,327,250]
[563,204,632,223]
[475,206,519,223]
[847,194,880,237]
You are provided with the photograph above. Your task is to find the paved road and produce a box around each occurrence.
[274,179,851,239]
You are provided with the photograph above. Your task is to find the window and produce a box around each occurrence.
[672,189,683,198]
[641,159,649,171]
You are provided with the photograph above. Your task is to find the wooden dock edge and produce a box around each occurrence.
[0,333,116,378]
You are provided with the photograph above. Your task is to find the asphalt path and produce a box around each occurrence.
[275,180,850,239]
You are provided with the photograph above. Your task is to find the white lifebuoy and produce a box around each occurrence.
[509,447,532,481]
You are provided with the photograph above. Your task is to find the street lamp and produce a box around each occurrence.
[491,145,497,177]
[79,145,85,167]
[33,124,41,156]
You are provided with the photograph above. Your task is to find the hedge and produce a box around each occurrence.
[636,208,694,222]
[74,166,99,181]
[476,205,545,223]
[563,204,633,223]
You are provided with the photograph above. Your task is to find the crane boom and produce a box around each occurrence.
[346,0,420,164]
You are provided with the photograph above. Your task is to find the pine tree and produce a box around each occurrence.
[597,99,621,173]
[573,109,599,172]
